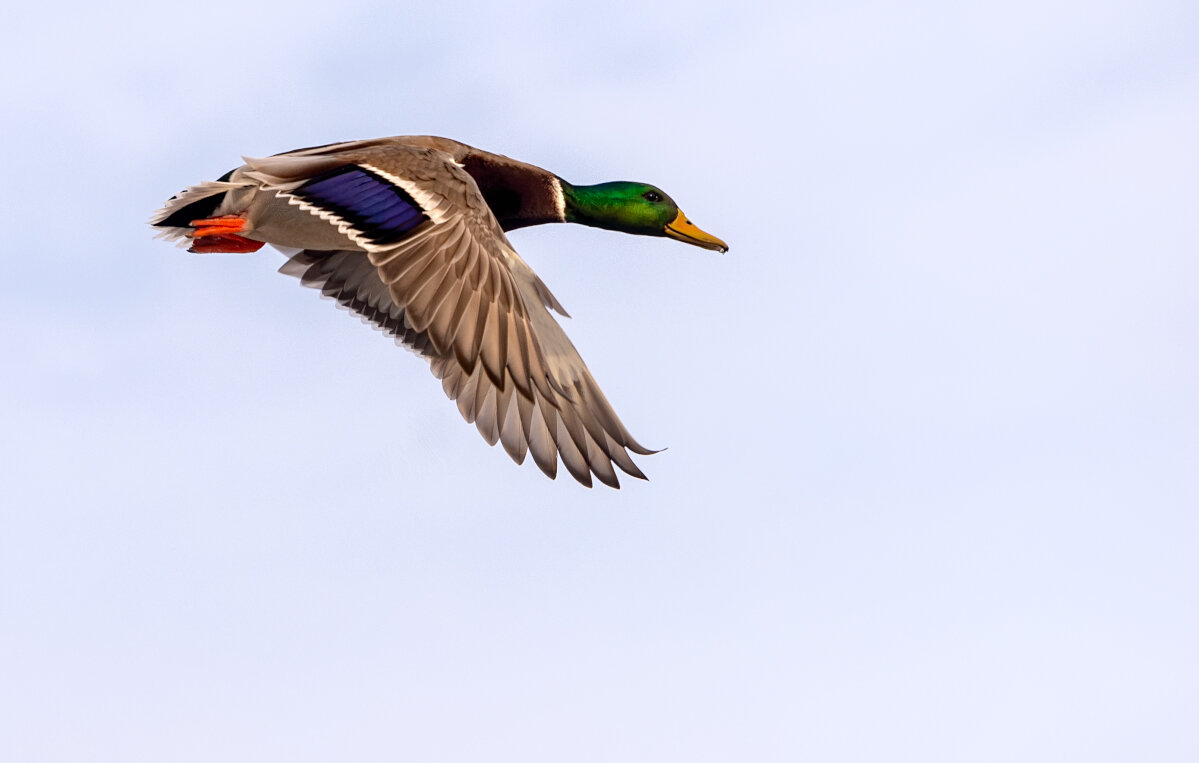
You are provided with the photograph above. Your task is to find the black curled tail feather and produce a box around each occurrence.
[153,191,227,230]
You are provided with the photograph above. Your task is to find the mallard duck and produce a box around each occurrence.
[151,136,727,488]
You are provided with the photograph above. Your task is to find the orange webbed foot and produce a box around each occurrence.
[187,214,263,253]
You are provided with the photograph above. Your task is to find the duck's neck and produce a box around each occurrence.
[560,181,607,226]
[458,151,568,231]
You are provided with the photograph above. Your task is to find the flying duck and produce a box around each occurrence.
[151,136,727,488]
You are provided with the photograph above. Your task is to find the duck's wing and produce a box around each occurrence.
[278,248,437,357]
[258,144,653,488]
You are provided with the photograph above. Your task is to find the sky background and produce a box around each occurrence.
[2,1,1197,760]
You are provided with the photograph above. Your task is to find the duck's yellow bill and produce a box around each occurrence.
[665,210,728,253]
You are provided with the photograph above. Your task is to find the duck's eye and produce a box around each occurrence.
[643,191,663,203]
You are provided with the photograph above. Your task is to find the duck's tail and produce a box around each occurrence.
[150,174,263,253]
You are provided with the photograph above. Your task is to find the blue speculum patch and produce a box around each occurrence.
[294,165,429,245]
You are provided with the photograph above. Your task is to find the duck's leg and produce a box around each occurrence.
[188,214,264,253]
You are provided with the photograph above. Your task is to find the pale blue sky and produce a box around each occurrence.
[2,1,1197,760]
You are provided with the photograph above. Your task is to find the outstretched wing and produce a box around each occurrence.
[261,144,653,487]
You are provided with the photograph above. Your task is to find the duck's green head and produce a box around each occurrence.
[561,181,728,253]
